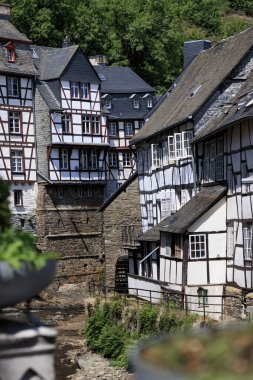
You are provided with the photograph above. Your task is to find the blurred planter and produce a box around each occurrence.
[0,260,56,308]
[130,324,253,380]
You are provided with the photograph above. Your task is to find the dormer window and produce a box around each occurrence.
[147,97,153,108]
[5,42,16,63]
[133,96,140,109]
[105,97,112,109]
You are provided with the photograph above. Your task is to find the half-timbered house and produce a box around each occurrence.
[128,28,253,318]
[94,63,157,197]
[0,4,37,232]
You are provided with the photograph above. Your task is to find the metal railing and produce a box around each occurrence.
[87,280,251,321]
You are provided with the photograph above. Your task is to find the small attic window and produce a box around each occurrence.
[105,97,112,109]
[5,42,16,63]
[146,97,153,108]
[133,96,140,109]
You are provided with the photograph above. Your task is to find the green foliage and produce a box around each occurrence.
[3,0,253,93]
[84,297,197,367]
[137,304,160,335]
[0,228,55,270]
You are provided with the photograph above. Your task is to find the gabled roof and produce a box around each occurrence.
[159,185,227,234]
[138,185,227,241]
[0,19,30,43]
[131,27,253,145]
[94,65,155,93]
[32,45,79,80]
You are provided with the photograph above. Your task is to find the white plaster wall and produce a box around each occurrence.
[128,275,162,303]
[188,261,207,285]
[9,183,36,214]
[185,285,224,319]
[208,233,226,258]
[188,197,226,232]
[209,260,226,284]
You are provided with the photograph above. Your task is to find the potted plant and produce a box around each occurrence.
[131,323,253,380]
[0,179,56,308]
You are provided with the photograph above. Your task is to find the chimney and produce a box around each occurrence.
[62,36,71,48]
[0,3,10,20]
[184,40,211,69]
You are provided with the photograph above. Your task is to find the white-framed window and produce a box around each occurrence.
[11,150,23,173]
[123,152,131,166]
[151,144,161,169]
[162,141,168,166]
[14,190,22,206]
[108,122,117,136]
[168,131,193,161]
[105,97,112,109]
[109,152,117,167]
[70,82,79,98]
[243,224,252,260]
[7,77,19,97]
[60,148,69,170]
[62,114,71,133]
[125,122,133,137]
[197,287,208,307]
[181,189,188,207]
[92,116,100,134]
[90,150,98,169]
[80,149,88,169]
[227,224,234,258]
[80,82,89,99]
[9,111,21,133]
[160,189,176,219]
[189,234,206,259]
[82,115,91,134]
[147,97,153,108]
[133,96,140,109]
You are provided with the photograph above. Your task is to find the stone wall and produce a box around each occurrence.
[223,286,244,320]
[102,175,141,287]
[36,183,105,285]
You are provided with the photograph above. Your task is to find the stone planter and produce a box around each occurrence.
[0,260,56,308]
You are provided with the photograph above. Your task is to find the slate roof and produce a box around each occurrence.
[0,19,30,43]
[36,79,62,111]
[32,45,79,80]
[130,27,253,145]
[159,185,227,234]
[194,70,253,142]
[138,185,227,241]
[95,65,155,93]
[107,95,156,120]
[0,43,37,76]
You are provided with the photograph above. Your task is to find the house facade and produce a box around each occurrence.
[128,28,253,318]
[94,62,157,198]
[0,4,37,233]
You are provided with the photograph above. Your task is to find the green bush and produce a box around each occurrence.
[84,297,197,368]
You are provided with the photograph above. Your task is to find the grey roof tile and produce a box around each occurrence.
[0,19,30,43]
[36,79,62,111]
[138,185,227,241]
[131,28,253,145]
[32,45,79,80]
[108,95,156,120]
[0,43,37,76]
[95,65,155,93]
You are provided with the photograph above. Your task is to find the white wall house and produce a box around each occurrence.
[128,28,253,318]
